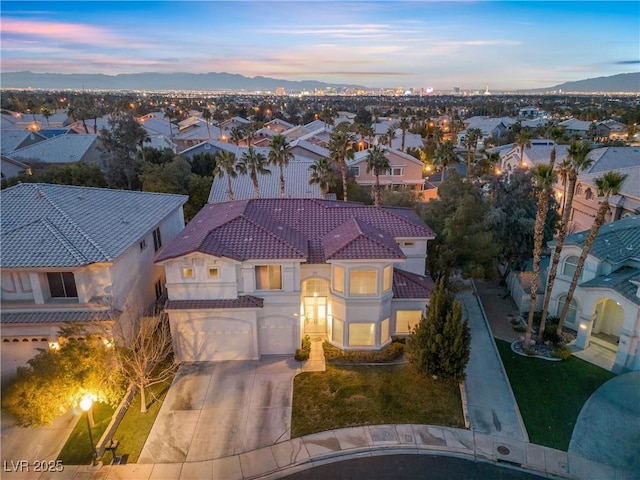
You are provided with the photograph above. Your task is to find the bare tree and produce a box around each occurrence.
[115,310,178,413]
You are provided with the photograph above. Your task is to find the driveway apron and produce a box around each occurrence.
[138,357,297,464]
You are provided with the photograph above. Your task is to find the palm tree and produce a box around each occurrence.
[212,150,238,201]
[463,128,482,176]
[328,128,355,202]
[386,124,398,148]
[398,117,411,151]
[163,107,176,150]
[243,123,256,147]
[40,105,54,126]
[539,140,593,329]
[524,164,557,346]
[201,108,212,139]
[547,126,564,168]
[556,158,572,216]
[319,107,336,129]
[477,149,501,176]
[230,126,244,145]
[515,131,532,168]
[433,140,458,180]
[365,146,391,206]
[268,134,294,198]
[237,147,270,199]
[556,171,628,335]
[309,157,336,200]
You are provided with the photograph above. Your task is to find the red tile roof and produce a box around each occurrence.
[166,296,264,310]
[158,198,434,264]
[392,269,435,299]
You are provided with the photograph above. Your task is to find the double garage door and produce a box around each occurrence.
[175,316,296,362]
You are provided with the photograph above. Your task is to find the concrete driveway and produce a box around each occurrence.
[138,357,298,464]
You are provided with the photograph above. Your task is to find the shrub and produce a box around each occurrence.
[322,340,404,364]
[553,345,573,361]
[294,335,312,361]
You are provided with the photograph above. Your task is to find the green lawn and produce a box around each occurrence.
[101,381,171,464]
[57,402,115,465]
[291,364,464,438]
[495,339,616,451]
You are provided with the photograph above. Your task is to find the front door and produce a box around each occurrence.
[304,296,326,335]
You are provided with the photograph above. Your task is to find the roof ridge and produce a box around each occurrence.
[41,218,92,264]
[326,218,401,260]
[36,185,112,260]
[242,212,307,257]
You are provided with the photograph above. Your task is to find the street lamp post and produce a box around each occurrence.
[80,394,97,466]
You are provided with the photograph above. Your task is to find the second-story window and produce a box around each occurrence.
[208,267,220,278]
[349,269,378,296]
[255,265,282,290]
[153,227,162,252]
[47,272,78,298]
[182,268,194,279]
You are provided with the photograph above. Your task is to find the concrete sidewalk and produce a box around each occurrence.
[459,281,529,442]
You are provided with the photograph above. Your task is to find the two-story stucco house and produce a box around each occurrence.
[546,216,640,373]
[0,183,188,383]
[156,198,436,362]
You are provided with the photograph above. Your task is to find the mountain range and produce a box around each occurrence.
[1,71,638,93]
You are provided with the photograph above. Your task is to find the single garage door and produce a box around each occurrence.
[1,337,48,384]
[259,316,296,355]
[176,318,255,362]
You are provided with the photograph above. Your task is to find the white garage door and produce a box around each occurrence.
[176,319,255,362]
[1,338,47,384]
[259,317,296,355]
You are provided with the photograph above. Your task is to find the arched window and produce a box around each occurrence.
[563,255,579,277]
[575,184,583,196]
[585,188,593,200]
[557,295,578,327]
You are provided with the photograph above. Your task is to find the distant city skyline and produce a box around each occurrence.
[1,1,639,91]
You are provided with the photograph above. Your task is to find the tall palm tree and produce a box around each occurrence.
[398,117,411,151]
[539,140,593,329]
[244,123,256,147]
[515,131,532,168]
[386,124,398,148]
[40,105,54,126]
[433,140,458,180]
[237,147,270,199]
[309,157,336,200]
[365,146,391,206]
[556,158,572,216]
[463,128,482,176]
[328,128,355,202]
[230,126,244,145]
[524,164,557,346]
[547,126,564,168]
[556,171,628,335]
[268,134,294,198]
[201,108,212,139]
[163,107,176,150]
[212,150,238,201]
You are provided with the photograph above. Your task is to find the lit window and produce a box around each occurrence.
[208,267,220,278]
[255,265,282,290]
[383,265,392,292]
[333,265,345,294]
[402,241,415,247]
[381,318,390,344]
[182,268,194,279]
[395,310,422,334]
[562,255,579,278]
[349,323,375,346]
[332,318,344,345]
[349,269,378,296]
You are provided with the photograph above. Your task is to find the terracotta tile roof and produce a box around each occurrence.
[323,217,405,260]
[157,198,434,264]
[166,296,264,310]
[392,268,435,299]
[1,310,115,325]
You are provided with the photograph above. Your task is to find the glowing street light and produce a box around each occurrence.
[80,394,98,466]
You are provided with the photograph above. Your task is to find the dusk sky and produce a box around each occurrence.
[1,1,639,91]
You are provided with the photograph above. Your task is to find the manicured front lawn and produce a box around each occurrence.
[291,364,464,438]
[57,402,115,465]
[496,339,615,451]
[101,381,172,464]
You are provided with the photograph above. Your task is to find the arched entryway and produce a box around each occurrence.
[591,298,624,346]
[301,278,329,337]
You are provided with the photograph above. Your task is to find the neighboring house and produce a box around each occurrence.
[348,146,425,196]
[207,159,324,202]
[458,116,516,148]
[545,216,640,373]
[138,112,180,148]
[0,183,188,382]
[8,134,102,167]
[389,129,423,151]
[264,118,295,134]
[1,155,31,179]
[1,129,47,156]
[558,118,593,138]
[500,139,569,174]
[554,146,640,232]
[506,257,550,313]
[156,198,435,362]
[594,120,629,142]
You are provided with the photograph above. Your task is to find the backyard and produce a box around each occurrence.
[496,339,616,451]
[291,364,464,438]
